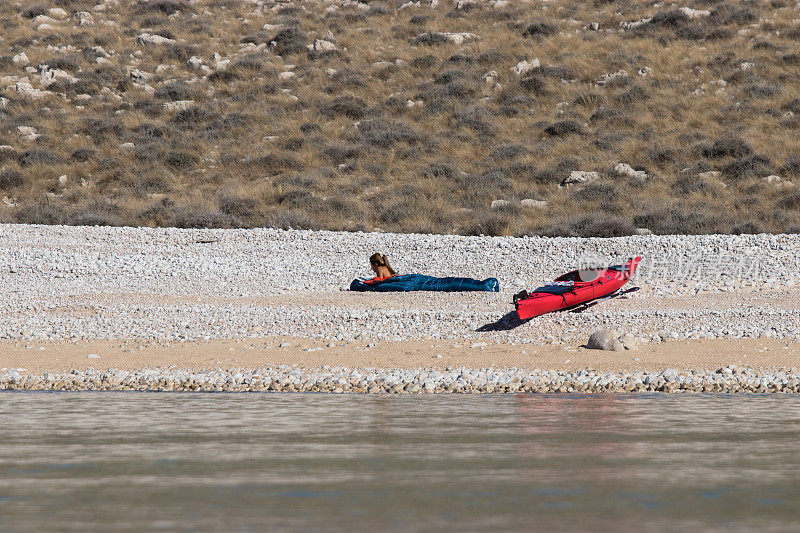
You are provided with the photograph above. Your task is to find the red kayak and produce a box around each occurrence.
[515,257,641,320]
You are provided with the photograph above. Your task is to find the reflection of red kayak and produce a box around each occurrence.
[515,257,641,320]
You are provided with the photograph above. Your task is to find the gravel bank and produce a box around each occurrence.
[2,224,800,345]
[3,365,800,394]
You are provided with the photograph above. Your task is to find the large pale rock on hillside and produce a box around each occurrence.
[614,163,648,181]
[511,58,540,76]
[561,171,600,187]
[136,33,177,45]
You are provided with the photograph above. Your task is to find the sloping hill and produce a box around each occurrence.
[1,0,799,235]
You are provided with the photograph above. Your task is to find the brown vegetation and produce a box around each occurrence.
[1,0,799,236]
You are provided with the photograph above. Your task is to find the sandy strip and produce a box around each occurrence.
[3,337,799,374]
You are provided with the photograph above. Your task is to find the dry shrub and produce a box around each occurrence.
[267,210,319,230]
[731,221,763,235]
[321,96,369,119]
[20,149,62,167]
[780,156,800,177]
[489,144,528,162]
[355,119,423,148]
[164,205,240,228]
[701,137,753,159]
[649,148,676,167]
[542,215,636,238]
[122,166,174,196]
[572,181,623,204]
[461,211,513,236]
[323,196,362,220]
[634,204,731,235]
[82,117,125,142]
[743,83,781,99]
[22,5,48,18]
[723,155,771,180]
[455,171,512,207]
[269,28,307,55]
[69,200,125,227]
[617,85,649,105]
[453,106,494,134]
[783,99,800,113]
[244,153,303,174]
[240,31,272,46]
[14,204,67,225]
[411,55,438,69]
[164,149,199,170]
[520,21,558,38]
[71,148,97,162]
[154,82,198,101]
[170,107,220,130]
[592,134,624,151]
[0,147,21,164]
[671,175,722,196]
[323,144,360,163]
[134,0,189,15]
[544,120,582,137]
[0,168,24,189]
[218,194,259,220]
[783,54,800,66]
[778,192,800,210]
[573,91,605,108]
[160,44,197,62]
[47,55,83,72]
[410,32,452,46]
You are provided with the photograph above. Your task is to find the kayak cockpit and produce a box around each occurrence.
[554,269,604,283]
[555,260,637,283]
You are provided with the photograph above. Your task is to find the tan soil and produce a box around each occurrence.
[2,337,798,374]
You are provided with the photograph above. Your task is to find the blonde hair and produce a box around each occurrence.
[369,253,396,275]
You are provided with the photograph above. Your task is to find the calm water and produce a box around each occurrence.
[1,393,800,532]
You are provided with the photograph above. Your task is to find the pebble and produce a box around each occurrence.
[2,366,797,394]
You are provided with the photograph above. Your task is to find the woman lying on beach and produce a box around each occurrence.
[350,253,499,292]
[369,253,396,280]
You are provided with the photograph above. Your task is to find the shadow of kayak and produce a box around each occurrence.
[476,312,532,332]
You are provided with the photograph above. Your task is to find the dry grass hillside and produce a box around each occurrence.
[1,0,799,236]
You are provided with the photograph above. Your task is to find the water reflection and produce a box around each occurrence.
[1,393,799,532]
[515,394,638,470]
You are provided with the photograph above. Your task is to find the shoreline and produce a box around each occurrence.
[3,224,800,393]
[2,337,800,393]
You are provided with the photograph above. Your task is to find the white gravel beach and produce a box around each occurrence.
[1,223,799,342]
[2,223,800,392]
